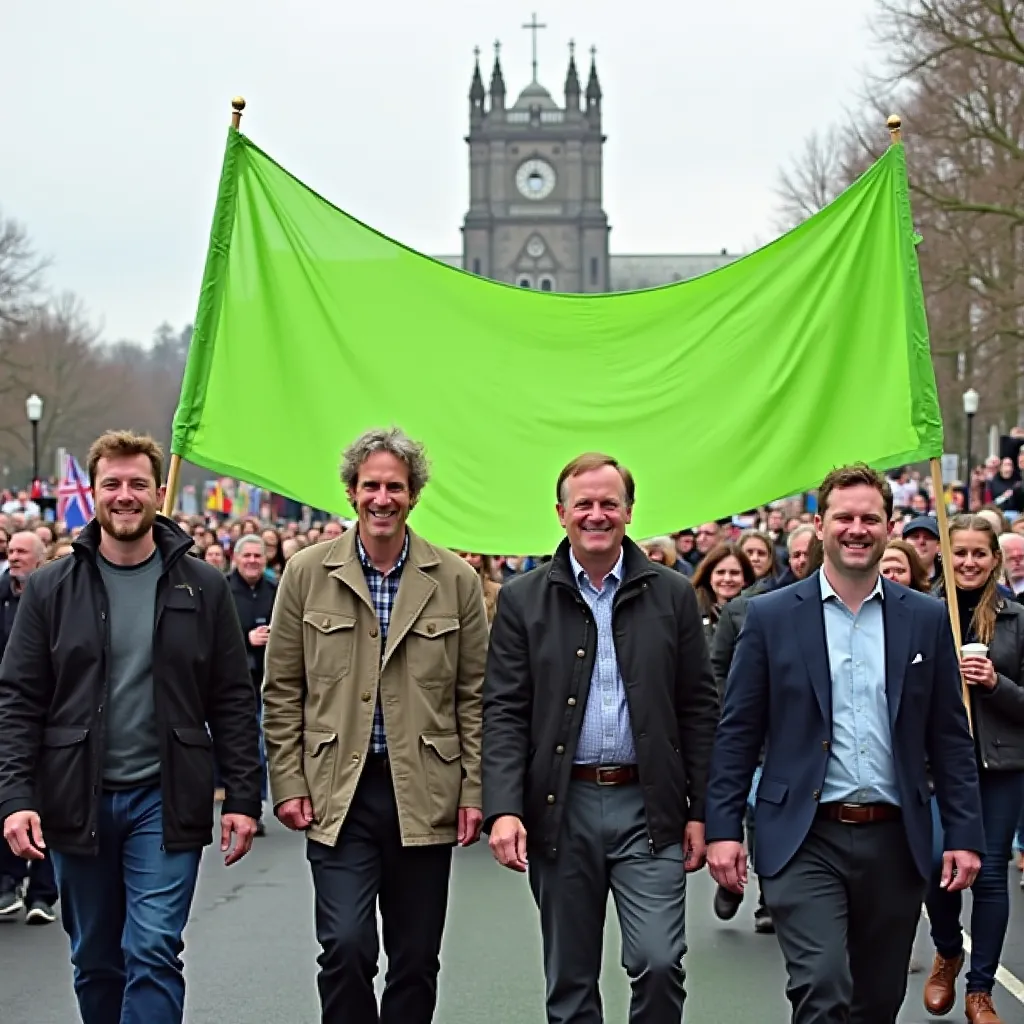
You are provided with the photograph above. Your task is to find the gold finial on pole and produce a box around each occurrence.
[231,96,246,130]
[887,113,902,146]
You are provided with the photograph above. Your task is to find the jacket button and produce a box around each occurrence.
[361,691,372,702]
[370,628,378,638]
[547,794,556,804]
[822,740,830,751]
[567,697,576,706]
[427,624,436,634]
[555,744,565,754]
[351,753,361,762]
[576,648,585,658]
[812,790,821,801]
[322,618,330,628]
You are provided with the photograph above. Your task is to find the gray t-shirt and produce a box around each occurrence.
[98,549,163,787]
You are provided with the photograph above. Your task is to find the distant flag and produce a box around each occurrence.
[57,453,95,530]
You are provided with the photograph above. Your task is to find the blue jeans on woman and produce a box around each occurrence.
[927,769,1024,994]
[51,785,202,1024]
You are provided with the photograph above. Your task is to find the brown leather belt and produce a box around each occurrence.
[817,802,901,824]
[570,764,639,786]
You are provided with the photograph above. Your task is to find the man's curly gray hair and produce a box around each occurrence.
[341,427,431,500]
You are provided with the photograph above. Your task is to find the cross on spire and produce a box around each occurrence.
[522,12,547,82]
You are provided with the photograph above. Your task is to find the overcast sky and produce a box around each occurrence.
[0,1,881,346]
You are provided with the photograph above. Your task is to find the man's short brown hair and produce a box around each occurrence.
[817,463,893,519]
[556,453,635,508]
[87,431,165,488]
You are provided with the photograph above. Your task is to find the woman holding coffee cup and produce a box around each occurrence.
[923,514,1024,1023]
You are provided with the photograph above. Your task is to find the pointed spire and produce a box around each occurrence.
[489,40,506,110]
[565,39,581,109]
[586,45,602,105]
[469,46,485,104]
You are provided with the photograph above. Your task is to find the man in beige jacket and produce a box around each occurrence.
[263,427,488,1024]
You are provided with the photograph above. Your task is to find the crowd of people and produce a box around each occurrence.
[1,434,1023,1024]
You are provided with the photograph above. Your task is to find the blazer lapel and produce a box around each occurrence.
[795,574,832,723]
[883,581,912,728]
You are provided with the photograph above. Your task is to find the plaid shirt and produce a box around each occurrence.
[357,531,410,754]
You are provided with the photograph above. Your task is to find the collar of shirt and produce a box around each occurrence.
[818,566,884,606]
[356,531,410,577]
[569,545,624,593]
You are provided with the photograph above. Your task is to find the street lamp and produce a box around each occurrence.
[963,388,979,512]
[25,393,43,486]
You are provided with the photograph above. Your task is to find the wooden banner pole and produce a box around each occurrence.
[887,113,971,728]
[161,96,246,518]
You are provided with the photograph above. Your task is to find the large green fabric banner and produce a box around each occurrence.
[171,129,941,554]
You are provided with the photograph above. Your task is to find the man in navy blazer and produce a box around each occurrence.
[706,463,984,1023]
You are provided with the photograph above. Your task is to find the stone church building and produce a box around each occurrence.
[434,39,736,292]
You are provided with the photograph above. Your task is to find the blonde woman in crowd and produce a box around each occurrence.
[923,514,1024,1023]
[640,535,678,569]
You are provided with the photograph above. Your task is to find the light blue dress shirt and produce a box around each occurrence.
[570,548,637,766]
[819,570,900,806]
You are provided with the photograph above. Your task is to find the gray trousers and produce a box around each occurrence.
[760,818,925,1024]
[528,780,687,1024]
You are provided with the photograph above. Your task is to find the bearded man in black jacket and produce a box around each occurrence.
[483,452,719,1024]
[0,431,262,1024]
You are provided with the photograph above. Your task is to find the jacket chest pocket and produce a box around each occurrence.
[303,612,356,679]
[162,588,201,657]
[407,616,460,685]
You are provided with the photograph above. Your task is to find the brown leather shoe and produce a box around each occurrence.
[923,951,963,1015]
[965,991,1002,1023]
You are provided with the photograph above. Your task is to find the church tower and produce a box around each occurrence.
[462,24,611,293]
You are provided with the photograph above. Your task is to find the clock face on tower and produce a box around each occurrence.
[515,158,557,201]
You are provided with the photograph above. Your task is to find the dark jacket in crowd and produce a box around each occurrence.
[710,596,749,699]
[482,536,720,858]
[227,569,277,692]
[0,572,20,661]
[963,598,1024,772]
[0,516,263,855]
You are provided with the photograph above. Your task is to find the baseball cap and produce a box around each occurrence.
[902,515,940,539]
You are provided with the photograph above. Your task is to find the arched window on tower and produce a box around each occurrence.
[539,276,555,292]
[518,275,533,289]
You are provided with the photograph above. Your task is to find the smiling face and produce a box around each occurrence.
[557,465,632,564]
[93,454,164,544]
[347,451,413,543]
[951,528,1000,591]
[710,555,746,604]
[816,483,889,580]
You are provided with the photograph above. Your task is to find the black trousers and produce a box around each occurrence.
[0,840,57,905]
[306,756,453,1024]
[761,817,925,1024]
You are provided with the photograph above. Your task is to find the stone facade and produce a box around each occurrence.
[442,41,737,293]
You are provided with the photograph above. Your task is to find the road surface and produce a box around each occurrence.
[5,817,1024,1023]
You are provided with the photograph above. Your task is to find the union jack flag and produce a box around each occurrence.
[57,453,95,530]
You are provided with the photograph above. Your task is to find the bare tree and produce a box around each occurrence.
[0,211,47,327]
[775,0,1024,441]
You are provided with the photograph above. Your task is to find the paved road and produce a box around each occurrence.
[5,817,1024,1023]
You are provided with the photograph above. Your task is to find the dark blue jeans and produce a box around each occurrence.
[0,841,58,905]
[927,768,1024,994]
[51,786,202,1024]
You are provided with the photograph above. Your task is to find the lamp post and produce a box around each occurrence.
[963,388,979,512]
[25,393,43,486]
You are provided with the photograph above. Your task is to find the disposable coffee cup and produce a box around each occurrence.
[961,642,989,658]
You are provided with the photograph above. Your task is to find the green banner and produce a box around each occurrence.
[172,130,941,554]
